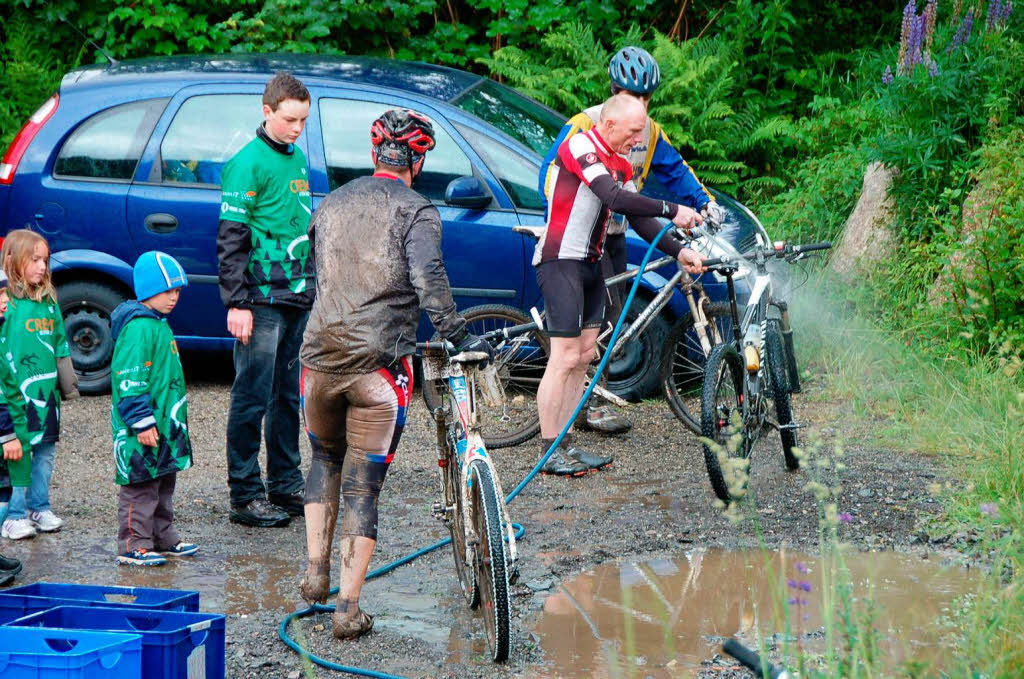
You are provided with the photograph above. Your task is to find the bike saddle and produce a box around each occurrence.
[513,225,546,240]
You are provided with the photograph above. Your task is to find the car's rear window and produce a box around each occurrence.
[54,99,167,181]
[452,80,562,156]
[160,94,261,185]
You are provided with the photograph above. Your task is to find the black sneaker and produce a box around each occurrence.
[230,498,291,527]
[567,446,613,470]
[268,492,305,517]
[583,406,632,435]
[0,553,22,576]
[540,448,590,477]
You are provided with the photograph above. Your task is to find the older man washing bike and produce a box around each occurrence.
[534,93,705,477]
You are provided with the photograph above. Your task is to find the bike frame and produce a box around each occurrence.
[422,349,519,576]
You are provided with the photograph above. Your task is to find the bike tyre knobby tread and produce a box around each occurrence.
[469,459,512,662]
[699,343,748,503]
[766,320,799,470]
[660,302,732,433]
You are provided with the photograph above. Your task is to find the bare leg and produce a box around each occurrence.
[537,336,584,439]
[555,328,599,430]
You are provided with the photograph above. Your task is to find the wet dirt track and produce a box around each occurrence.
[0,352,955,678]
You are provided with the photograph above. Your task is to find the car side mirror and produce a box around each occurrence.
[444,176,491,210]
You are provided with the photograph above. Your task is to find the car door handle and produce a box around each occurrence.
[145,213,178,234]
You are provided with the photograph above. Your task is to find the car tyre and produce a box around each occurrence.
[57,281,127,395]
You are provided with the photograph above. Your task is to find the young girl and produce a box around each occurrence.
[0,230,77,541]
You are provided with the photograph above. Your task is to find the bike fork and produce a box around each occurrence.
[777,302,802,393]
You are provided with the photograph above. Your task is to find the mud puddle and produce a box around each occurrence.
[533,548,974,677]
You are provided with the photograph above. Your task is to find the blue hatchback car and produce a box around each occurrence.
[0,54,757,395]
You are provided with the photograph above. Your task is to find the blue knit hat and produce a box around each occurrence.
[134,251,188,301]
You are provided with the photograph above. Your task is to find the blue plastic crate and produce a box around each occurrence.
[0,583,199,625]
[0,626,142,679]
[9,606,225,679]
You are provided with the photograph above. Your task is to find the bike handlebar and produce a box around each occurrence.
[701,240,833,269]
[722,639,790,679]
[415,320,539,354]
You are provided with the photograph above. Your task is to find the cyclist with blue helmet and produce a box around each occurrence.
[538,45,722,443]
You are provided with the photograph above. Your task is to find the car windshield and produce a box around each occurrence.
[452,80,563,156]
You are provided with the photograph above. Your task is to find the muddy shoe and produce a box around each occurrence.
[332,607,374,640]
[0,553,22,576]
[567,446,613,470]
[300,561,331,604]
[540,448,589,477]
[582,406,632,435]
[268,492,305,517]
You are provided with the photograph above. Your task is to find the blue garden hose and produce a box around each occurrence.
[279,222,679,677]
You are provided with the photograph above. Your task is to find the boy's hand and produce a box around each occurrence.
[227,308,254,345]
[2,439,22,461]
[138,427,159,447]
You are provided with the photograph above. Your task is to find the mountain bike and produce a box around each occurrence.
[698,240,832,503]
[419,329,530,662]
[454,224,740,440]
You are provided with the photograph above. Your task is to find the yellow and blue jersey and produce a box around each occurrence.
[539,104,712,222]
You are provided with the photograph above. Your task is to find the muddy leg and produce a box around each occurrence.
[332,535,375,639]
[300,453,342,603]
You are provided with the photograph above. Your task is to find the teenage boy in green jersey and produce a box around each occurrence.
[111,251,197,566]
[218,71,314,528]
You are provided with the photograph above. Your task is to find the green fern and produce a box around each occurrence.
[0,10,69,149]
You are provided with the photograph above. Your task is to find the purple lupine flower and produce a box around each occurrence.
[799,581,812,592]
[928,59,939,77]
[898,0,916,74]
[988,0,1003,32]
[949,8,976,53]
[795,562,809,574]
[787,578,797,588]
[838,512,853,523]
[907,14,925,69]
[788,597,798,605]
[1002,0,1014,26]
[980,502,999,516]
[882,65,895,85]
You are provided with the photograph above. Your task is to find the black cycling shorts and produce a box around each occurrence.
[536,258,606,338]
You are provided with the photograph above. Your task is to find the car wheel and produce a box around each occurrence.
[57,281,127,395]
[603,302,671,402]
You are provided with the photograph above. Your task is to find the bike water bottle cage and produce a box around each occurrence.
[370,109,437,172]
[609,46,661,95]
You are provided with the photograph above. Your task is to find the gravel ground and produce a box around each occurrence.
[0,352,953,678]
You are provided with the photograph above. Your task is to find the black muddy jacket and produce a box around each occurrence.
[300,174,466,374]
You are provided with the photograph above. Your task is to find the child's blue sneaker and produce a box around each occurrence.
[117,549,167,567]
[161,541,199,557]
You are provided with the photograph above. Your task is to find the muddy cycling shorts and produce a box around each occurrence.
[536,258,606,338]
[300,358,413,540]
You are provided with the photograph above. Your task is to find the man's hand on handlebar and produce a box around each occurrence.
[677,247,706,275]
[453,330,495,366]
[671,205,703,234]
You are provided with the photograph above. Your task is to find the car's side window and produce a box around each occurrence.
[456,124,544,211]
[160,94,262,185]
[54,99,167,181]
[319,98,472,201]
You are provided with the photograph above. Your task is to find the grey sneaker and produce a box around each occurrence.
[583,406,632,434]
[540,448,590,477]
[567,446,613,470]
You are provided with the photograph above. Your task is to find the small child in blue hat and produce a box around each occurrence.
[111,252,197,566]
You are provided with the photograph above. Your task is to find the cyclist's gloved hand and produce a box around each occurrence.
[702,202,728,231]
[452,329,495,366]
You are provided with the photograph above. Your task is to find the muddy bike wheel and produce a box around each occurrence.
[699,343,750,503]
[423,305,548,449]
[660,302,732,434]
[446,454,480,607]
[469,459,512,662]
[765,320,799,470]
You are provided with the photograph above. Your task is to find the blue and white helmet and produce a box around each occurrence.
[609,46,661,95]
[133,251,188,301]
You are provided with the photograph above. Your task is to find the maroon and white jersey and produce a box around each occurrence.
[535,129,636,265]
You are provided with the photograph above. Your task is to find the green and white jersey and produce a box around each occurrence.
[110,302,192,486]
[0,296,70,445]
[219,135,313,304]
